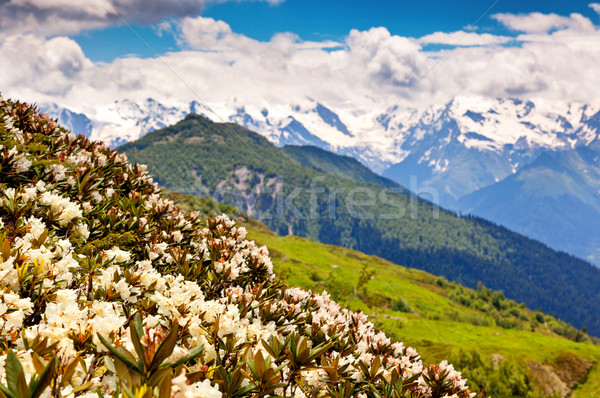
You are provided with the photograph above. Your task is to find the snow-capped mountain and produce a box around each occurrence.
[41,96,600,206]
[41,103,93,138]
[41,98,212,147]
[378,97,600,205]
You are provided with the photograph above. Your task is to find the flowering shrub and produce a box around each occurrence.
[0,96,484,397]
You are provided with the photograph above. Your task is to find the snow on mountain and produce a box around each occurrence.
[41,95,600,206]
[90,99,212,147]
[41,99,211,147]
[39,103,93,138]
[377,97,600,204]
[41,98,360,150]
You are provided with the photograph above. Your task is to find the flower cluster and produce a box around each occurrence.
[0,96,484,397]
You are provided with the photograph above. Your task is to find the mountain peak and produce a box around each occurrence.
[184,112,213,124]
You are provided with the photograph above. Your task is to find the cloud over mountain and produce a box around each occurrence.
[3,5,600,124]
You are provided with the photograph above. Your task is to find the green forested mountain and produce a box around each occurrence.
[120,114,600,336]
[282,145,401,189]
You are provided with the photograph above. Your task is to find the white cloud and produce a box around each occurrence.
[493,12,594,33]
[418,31,512,46]
[4,10,600,130]
[0,35,93,98]
[178,16,239,49]
[0,0,282,36]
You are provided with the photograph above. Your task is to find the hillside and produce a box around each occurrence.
[171,190,600,397]
[457,144,600,265]
[120,114,600,336]
[0,97,484,397]
[250,229,600,398]
[282,145,400,189]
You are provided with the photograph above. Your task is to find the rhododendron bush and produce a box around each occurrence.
[0,96,484,398]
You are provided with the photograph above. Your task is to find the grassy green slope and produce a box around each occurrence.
[119,114,600,336]
[245,225,600,398]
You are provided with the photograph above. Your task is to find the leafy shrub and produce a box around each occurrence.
[392,298,413,313]
[435,277,447,287]
[448,350,532,396]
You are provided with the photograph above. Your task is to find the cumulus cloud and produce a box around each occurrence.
[0,34,93,98]
[178,16,241,49]
[3,9,600,126]
[0,0,281,36]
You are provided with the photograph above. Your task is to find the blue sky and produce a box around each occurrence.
[73,0,600,62]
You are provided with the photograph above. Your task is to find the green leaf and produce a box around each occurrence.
[0,383,16,398]
[97,333,141,374]
[130,313,147,372]
[59,354,79,388]
[260,339,277,359]
[158,372,172,398]
[1,237,11,262]
[248,350,267,380]
[103,357,116,375]
[148,323,179,372]
[29,356,56,398]
[6,350,24,395]
[147,368,171,388]
[231,383,258,398]
[72,382,94,394]
[20,333,29,351]
[307,342,334,362]
[15,372,26,398]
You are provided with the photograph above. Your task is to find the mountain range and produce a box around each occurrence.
[42,96,600,264]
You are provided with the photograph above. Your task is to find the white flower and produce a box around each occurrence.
[81,202,93,213]
[14,155,32,173]
[172,230,183,243]
[171,371,222,398]
[90,191,103,203]
[48,164,67,181]
[35,180,47,192]
[102,247,131,264]
[114,279,131,301]
[21,186,37,202]
[74,221,90,240]
[39,192,83,227]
